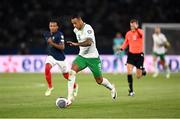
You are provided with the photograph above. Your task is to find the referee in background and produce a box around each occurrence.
[119,19,146,96]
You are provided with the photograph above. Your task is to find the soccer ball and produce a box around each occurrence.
[55,97,68,108]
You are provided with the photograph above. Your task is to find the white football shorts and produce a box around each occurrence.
[45,55,69,73]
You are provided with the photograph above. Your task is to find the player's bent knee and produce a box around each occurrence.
[97,80,102,84]
[95,77,103,84]
[127,72,132,75]
[136,73,142,79]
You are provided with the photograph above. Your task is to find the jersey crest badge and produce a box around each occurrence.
[87,30,92,34]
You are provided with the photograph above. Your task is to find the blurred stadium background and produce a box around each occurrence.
[0,0,180,54]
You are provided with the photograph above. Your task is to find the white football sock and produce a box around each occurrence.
[68,70,76,100]
[101,78,113,90]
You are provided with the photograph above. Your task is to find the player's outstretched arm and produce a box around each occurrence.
[66,41,79,46]
[67,38,92,47]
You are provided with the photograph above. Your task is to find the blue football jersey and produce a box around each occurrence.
[43,31,65,60]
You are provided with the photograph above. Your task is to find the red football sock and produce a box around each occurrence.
[45,63,52,88]
[73,83,76,89]
[63,73,69,80]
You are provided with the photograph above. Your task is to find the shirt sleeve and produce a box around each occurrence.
[60,33,64,43]
[43,32,50,41]
[84,25,94,42]
[137,28,143,38]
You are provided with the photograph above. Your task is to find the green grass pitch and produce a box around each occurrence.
[0,73,180,118]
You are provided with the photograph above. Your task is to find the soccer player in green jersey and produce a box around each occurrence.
[66,15,117,106]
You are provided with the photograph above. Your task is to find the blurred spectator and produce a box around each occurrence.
[0,0,180,54]
[17,42,30,55]
[112,32,125,73]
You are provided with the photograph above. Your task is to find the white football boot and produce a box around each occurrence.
[45,87,54,96]
[128,91,135,96]
[67,95,74,106]
[111,84,117,100]
[166,73,170,79]
[153,72,159,78]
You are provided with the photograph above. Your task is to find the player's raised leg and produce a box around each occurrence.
[88,57,117,100]
[96,77,117,100]
[136,68,142,79]
[136,53,146,79]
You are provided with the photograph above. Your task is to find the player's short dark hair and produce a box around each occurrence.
[130,19,138,24]
[70,14,82,19]
[49,18,60,26]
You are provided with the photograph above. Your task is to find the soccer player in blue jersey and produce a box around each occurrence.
[113,32,125,73]
[43,19,78,96]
